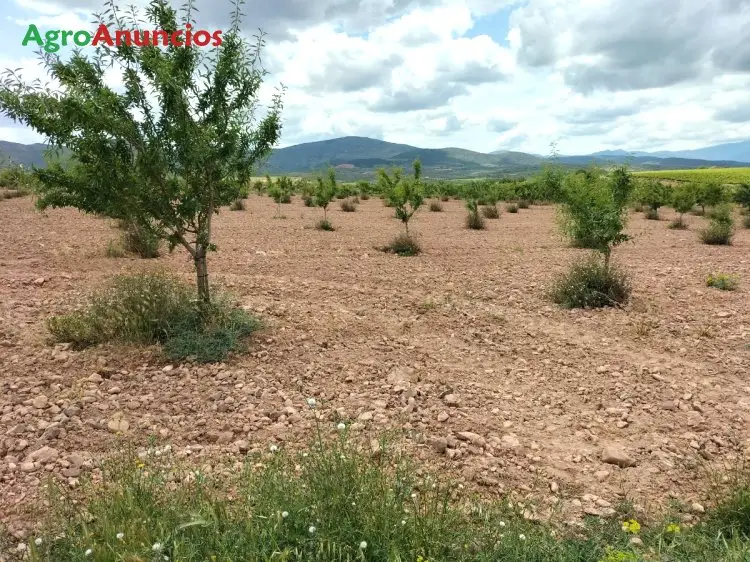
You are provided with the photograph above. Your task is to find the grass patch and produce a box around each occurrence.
[668,217,688,229]
[104,239,126,258]
[706,273,739,291]
[743,215,750,229]
[549,256,631,309]
[340,199,357,212]
[700,223,734,245]
[315,219,335,231]
[19,426,750,562]
[381,233,421,256]
[230,198,246,211]
[429,200,443,212]
[121,220,160,259]
[506,203,519,213]
[644,208,660,220]
[465,211,486,230]
[700,206,735,245]
[482,205,499,219]
[517,199,530,209]
[46,271,260,363]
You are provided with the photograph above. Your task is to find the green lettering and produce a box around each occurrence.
[21,24,43,48]
[74,30,92,46]
[44,30,60,53]
[62,30,74,46]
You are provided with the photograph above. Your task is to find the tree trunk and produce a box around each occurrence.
[404,221,409,236]
[194,244,210,306]
[603,250,611,273]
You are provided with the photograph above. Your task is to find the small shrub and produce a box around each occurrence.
[668,217,688,229]
[383,233,421,256]
[706,273,739,291]
[700,204,735,245]
[340,199,357,212]
[47,272,259,362]
[517,199,530,209]
[429,200,443,212]
[632,203,644,213]
[743,215,750,229]
[122,220,160,258]
[466,209,485,230]
[360,193,370,200]
[506,203,519,213]
[229,198,246,211]
[644,207,660,220]
[440,195,450,201]
[104,239,126,258]
[302,195,315,207]
[549,256,631,309]
[482,205,500,218]
[316,219,335,231]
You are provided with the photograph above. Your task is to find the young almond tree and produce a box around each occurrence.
[559,171,631,271]
[314,167,337,229]
[670,183,697,229]
[379,159,423,236]
[0,0,284,307]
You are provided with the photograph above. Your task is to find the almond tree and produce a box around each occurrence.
[0,0,284,307]
[379,159,423,236]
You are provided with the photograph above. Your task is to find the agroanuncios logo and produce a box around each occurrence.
[21,23,223,53]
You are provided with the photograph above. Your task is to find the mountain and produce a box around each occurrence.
[261,136,543,179]
[558,153,750,170]
[3,136,750,181]
[0,141,56,167]
[586,140,750,163]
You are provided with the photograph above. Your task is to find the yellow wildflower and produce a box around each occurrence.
[666,523,681,534]
[621,519,641,534]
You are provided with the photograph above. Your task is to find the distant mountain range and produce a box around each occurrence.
[589,139,750,162]
[2,137,749,180]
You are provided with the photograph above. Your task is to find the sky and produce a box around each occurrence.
[1,0,749,155]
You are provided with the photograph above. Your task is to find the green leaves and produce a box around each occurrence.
[379,160,423,233]
[0,0,284,303]
[559,170,631,259]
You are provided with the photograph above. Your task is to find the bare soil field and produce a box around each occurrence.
[1,195,748,534]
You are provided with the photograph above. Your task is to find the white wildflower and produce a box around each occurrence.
[152,542,163,552]
[34,538,42,546]
[499,521,506,527]
[359,541,367,550]
[309,526,316,534]
[519,534,526,541]
[282,511,289,518]
[270,444,278,453]
[116,532,125,540]
[306,398,316,408]
[84,548,92,556]
[337,422,346,431]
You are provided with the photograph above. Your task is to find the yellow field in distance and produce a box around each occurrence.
[633,168,750,183]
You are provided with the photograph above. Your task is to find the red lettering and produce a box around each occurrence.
[152,30,169,46]
[115,30,132,46]
[212,30,223,46]
[132,31,150,46]
[185,23,192,47]
[171,30,184,46]
[91,24,114,46]
[193,30,210,46]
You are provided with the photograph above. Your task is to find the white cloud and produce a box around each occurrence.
[0,0,749,157]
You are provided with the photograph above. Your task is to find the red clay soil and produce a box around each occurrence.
[1,195,749,535]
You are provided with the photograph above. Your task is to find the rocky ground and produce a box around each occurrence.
[1,195,748,537]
